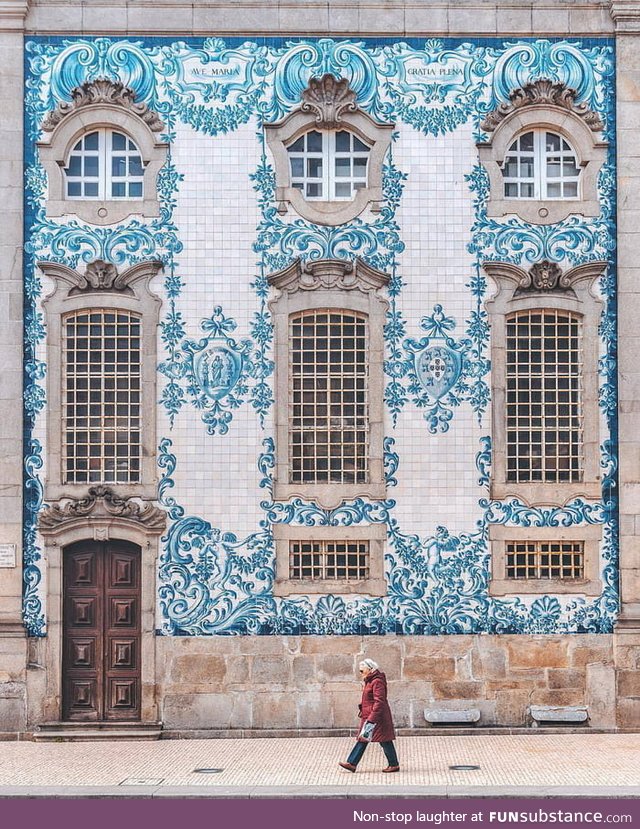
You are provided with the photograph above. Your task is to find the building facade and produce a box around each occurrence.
[1,0,640,736]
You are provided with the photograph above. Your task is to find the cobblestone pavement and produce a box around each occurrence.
[1,734,640,797]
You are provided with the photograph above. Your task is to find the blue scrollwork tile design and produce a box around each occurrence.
[23,34,617,637]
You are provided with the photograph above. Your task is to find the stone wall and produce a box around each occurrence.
[156,634,616,734]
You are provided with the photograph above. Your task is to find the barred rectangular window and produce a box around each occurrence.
[63,310,141,484]
[505,540,584,580]
[289,540,370,581]
[506,309,583,483]
[289,310,368,484]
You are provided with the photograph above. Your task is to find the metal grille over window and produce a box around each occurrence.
[287,130,369,200]
[290,310,368,484]
[505,540,584,580]
[506,309,583,483]
[65,129,144,200]
[63,310,141,484]
[289,540,370,581]
[503,130,580,200]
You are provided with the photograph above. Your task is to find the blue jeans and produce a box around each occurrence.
[347,739,399,767]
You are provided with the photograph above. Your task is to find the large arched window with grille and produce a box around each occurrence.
[63,308,142,484]
[289,309,369,485]
[505,308,583,484]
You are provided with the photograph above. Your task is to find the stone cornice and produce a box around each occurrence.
[39,486,167,536]
[483,259,607,297]
[268,257,390,295]
[481,80,604,134]
[41,79,164,133]
[0,0,28,30]
[39,259,164,298]
[609,1,640,31]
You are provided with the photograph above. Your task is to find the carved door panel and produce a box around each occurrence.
[63,540,141,721]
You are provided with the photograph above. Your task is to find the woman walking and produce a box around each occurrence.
[339,658,399,773]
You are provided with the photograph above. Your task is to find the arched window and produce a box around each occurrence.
[289,308,368,484]
[64,130,144,200]
[287,130,370,201]
[505,308,583,483]
[503,131,580,200]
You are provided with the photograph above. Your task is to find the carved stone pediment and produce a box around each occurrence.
[481,79,604,133]
[39,259,163,297]
[300,74,358,129]
[267,257,390,295]
[39,487,166,534]
[41,78,165,133]
[483,259,607,297]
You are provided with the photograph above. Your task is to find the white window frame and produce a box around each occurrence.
[287,129,370,202]
[65,129,145,202]
[503,130,581,202]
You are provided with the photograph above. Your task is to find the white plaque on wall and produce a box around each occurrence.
[0,544,17,568]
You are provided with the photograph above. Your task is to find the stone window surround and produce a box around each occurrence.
[37,83,168,226]
[268,257,389,509]
[272,523,387,596]
[483,260,606,506]
[39,259,163,502]
[489,523,602,596]
[32,500,165,725]
[264,74,394,226]
[477,85,608,226]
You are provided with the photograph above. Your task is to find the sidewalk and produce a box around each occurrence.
[1,733,640,798]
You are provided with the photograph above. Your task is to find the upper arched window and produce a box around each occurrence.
[265,74,393,226]
[503,131,580,201]
[38,79,168,225]
[287,129,370,201]
[477,80,607,225]
[64,130,144,200]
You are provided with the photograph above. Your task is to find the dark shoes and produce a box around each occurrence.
[339,762,357,773]
[382,765,400,773]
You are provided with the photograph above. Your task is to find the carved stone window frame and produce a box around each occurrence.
[37,80,168,225]
[484,259,606,505]
[477,80,608,225]
[268,257,389,508]
[272,524,387,597]
[31,487,166,725]
[264,74,394,226]
[39,259,163,502]
[489,524,602,597]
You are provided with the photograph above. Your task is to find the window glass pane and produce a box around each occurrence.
[306,131,322,152]
[547,182,561,197]
[129,156,144,177]
[335,157,350,177]
[519,131,534,151]
[546,161,561,178]
[504,157,519,178]
[112,156,127,177]
[307,158,322,178]
[112,131,127,150]
[522,182,535,198]
[563,181,578,197]
[306,182,322,198]
[85,182,99,197]
[521,158,534,178]
[112,182,125,197]
[563,160,579,177]
[84,132,99,150]
[67,181,81,197]
[335,131,351,152]
[129,182,143,197]
[546,132,561,151]
[84,155,99,177]
[353,137,369,152]
[288,136,304,152]
[290,157,304,177]
[335,182,351,197]
[353,157,367,176]
[66,156,82,177]
[505,182,518,197]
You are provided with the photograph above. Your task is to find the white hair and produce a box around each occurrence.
[359,658,379,671]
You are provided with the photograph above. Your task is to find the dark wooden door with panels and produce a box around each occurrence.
[62,539,141,721]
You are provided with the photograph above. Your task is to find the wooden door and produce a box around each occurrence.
[63,540,141,721]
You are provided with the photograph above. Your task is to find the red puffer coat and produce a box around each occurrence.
[358,669,396,742]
